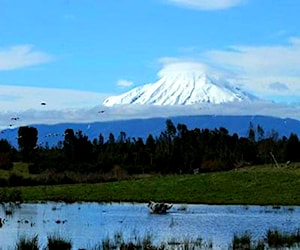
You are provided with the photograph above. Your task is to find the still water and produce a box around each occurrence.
[0,202,299,249]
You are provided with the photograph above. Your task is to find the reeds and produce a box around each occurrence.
[230,229,300,249]
[12,229,300,250]
[99,232,212,250]
[15,235,39,250]
[47,234,72,250]
[14,235,72,250]
[100,231,156,250]
[267,229,300,248]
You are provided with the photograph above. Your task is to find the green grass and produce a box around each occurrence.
[2,163,300,205]
[0,162,34,179]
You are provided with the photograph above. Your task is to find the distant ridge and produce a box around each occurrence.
[1,115,300,148]
[103,63,258,106]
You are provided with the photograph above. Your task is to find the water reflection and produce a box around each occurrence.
[0,202,299,249]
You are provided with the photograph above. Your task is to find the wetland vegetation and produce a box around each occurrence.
[12,229,300,249]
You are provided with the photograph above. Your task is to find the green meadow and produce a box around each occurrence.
[2,162,300,205]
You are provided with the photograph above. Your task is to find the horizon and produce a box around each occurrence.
[0,0,300,126]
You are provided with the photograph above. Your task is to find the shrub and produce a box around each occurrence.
[8,174,37,187]
[0,152,13,170]
[0,188,22,203]
[0,178,8,187]
[201,159,230,172]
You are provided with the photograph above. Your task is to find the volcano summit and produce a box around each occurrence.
[103,63,258,106]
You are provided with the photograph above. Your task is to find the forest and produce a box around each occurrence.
[0,119,300,180]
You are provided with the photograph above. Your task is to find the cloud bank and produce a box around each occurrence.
[1,101,300,131]
[204,37,300,99]
[164,0,245,10]
[0,85,112,129]
[155,37,300,101]
[0,45,53,70]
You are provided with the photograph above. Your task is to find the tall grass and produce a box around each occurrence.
[267,229,300,248]
[230,232,265,250]
[15,235,39,250]
[11,229,300,250]
[230,229,300,249]
[47,234,72,250]
[100,231,156,250]
[97,232,212,250]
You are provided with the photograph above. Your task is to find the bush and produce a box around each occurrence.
[8,174,37,187]
[0,178,8,187]
[0,188,22,203]
[28,163,43,174]
[201,159,230,172]
[0,152,13,170]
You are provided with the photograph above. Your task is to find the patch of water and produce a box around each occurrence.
[0,202,299,249]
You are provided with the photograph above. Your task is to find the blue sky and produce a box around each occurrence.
[0,0,300,106]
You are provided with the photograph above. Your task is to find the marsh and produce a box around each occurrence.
[0,202,300,249]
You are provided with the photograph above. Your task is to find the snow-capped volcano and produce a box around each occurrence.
[103,63,258,106]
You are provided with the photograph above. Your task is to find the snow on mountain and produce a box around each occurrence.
[103,63,258,106]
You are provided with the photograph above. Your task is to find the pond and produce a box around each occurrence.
[0,202,299,249]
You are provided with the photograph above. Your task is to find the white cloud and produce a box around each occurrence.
[0,85,113,129]
[1,101,300,131]
[0,45,53,70]
[206,38,300,77]
[158,58,208,76]
[0,85,109,112]
[204,37,300,99]
[117,79,134,88]
[164,0,245,10]
[157,57,234,80]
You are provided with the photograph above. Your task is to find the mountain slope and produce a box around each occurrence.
[103,70,258,106]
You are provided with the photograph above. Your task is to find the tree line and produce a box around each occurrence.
[0,119,300,176]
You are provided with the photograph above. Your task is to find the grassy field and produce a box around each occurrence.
[2,162,300,205]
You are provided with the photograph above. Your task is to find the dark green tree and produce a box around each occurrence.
[257,124,265,141]
[63,129,76,161]
[285,133,300,162]
[0,139,15,170]
[18,126,38,162]
[248,122,255,142]
[145,134,156,166]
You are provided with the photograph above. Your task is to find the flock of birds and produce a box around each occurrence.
[5,102,47,129]
[0,101,106,141]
